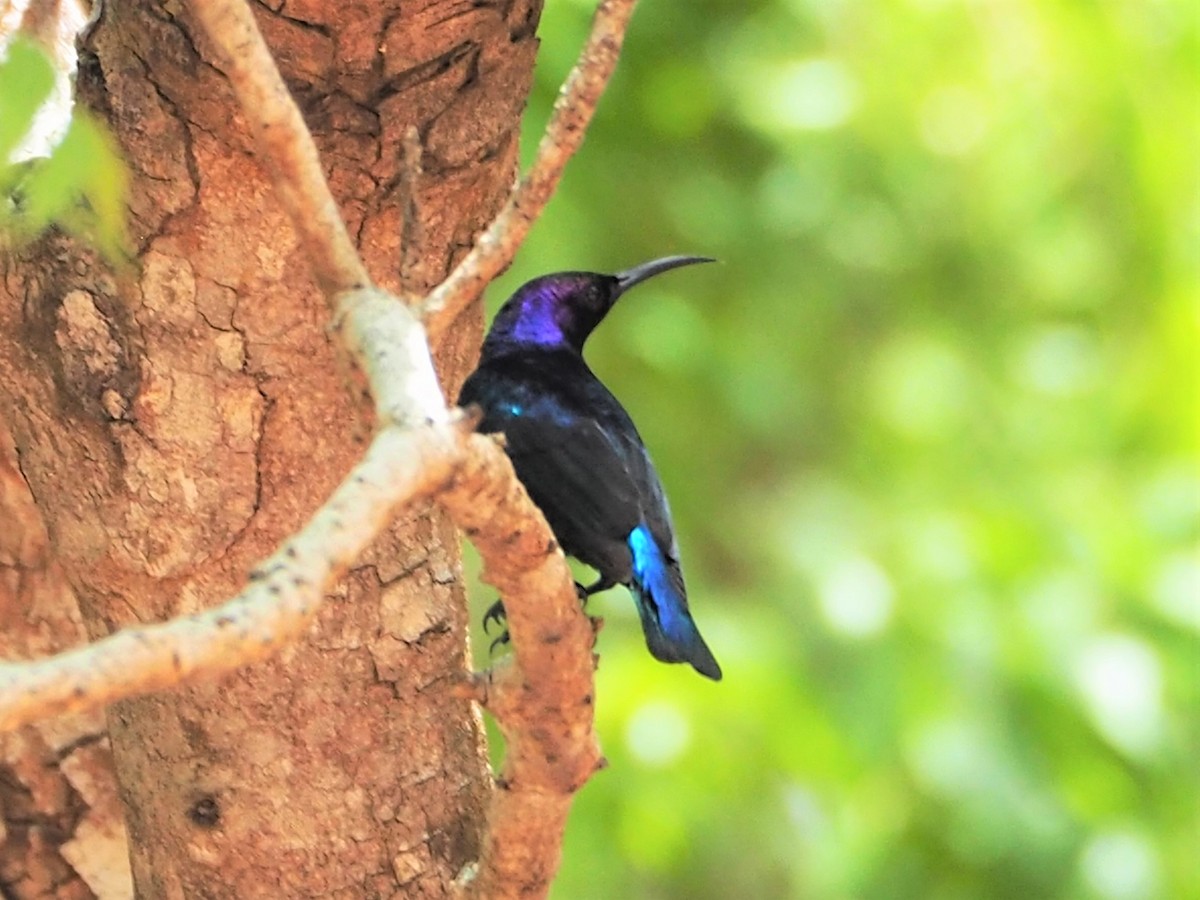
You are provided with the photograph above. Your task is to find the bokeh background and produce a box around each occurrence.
[3,0,1194,896]
[470,1,1199,898]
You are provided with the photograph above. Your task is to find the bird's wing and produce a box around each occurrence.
[497,409,644,549]
[612,430,682,561]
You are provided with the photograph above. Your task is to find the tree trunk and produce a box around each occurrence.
[0,1,542,895]
[0,424,131,899]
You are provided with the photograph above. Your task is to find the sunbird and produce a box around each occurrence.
[459,256,722,680]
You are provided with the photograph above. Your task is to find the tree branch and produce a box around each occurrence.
[423,0,641,342]
[0,421,463,731]
[444,436,605,900]
[189,0,369,297]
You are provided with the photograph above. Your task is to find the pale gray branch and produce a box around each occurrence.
[0,422,463,731]
[189,0,369,296]
[424,0,641,342]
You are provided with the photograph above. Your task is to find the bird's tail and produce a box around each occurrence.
[628,525,722,681]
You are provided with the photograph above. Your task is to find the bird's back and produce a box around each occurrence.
[461,347,658,580]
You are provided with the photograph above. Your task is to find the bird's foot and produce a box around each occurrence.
[577,578,614,605]
[483,580,610,654]
[482,599,511,656]
[482,599,506,632]
[488,629,511,655]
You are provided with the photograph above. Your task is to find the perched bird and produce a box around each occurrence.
[459,256,722,680]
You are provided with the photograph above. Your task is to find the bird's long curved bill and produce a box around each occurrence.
[615,255,716,294]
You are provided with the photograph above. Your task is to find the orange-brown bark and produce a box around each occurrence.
[0,426,131,898]
[0,1,543,895]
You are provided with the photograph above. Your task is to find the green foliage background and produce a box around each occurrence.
[477,1,1199,898]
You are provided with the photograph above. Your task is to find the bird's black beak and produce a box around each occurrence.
[614,255,716,295]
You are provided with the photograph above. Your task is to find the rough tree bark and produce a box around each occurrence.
[0,426,131,898]
[0,1,543,895]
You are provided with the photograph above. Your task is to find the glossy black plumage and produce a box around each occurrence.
[459,256,722,680]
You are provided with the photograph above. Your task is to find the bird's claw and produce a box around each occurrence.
[483,581,607,655]
[488,630,511,655]
[482,599,506,634]
[578,578,612,605]
[483,599,511,655]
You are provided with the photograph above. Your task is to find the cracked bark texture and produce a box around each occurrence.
[0,1,544,896]
[0,426,131,899]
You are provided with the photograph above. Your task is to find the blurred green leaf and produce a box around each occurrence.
[18,110,131,262]
[0,39,130,263]
[0,38,55,165]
